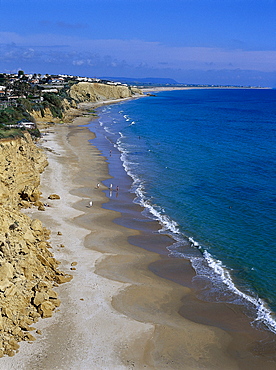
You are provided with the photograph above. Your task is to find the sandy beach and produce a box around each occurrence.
[1,99,275,369]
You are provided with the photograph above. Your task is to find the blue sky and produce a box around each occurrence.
[0,0,275,86]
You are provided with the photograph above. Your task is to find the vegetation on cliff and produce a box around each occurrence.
[1,72,141,134]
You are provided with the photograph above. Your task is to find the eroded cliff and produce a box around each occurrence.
[69,82,141,103]
[0,133,71,357]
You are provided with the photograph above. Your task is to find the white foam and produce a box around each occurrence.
[191,251,276,334]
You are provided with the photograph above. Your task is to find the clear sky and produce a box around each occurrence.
[0,0,275,86]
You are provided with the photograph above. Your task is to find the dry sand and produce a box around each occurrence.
[1,101,272,369]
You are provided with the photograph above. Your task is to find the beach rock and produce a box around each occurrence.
[38,301,56,318]
[34,200,44,207]
[48,194,60,200]
[55,273,73,284]
[19,200,31,208]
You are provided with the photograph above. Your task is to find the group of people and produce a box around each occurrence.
[95,182,119,192]
[108,183,119,192]
[88,182,119,207]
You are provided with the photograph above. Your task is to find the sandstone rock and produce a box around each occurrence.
[34,200,44,207]
[29,190,41,202]
[30,219,43,232]
[0,262,14,291]
[9,338,20,351]
[50,298,61,307]
[6,349,15,357]
[47,289,58,299]
[24,332,36,341]
[19,319,31,331]
[22,229,36,243]
[19,200,31,208]
[2,307,13,320]
[36,280,51,292]
[55,273,73,284]
[38,301,56,318]
[48,194,60,200]
[33,291,48,307]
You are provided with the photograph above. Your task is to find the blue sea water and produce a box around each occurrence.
[91,88,276,333]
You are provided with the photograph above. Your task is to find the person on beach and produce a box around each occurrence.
[109,183,113,190]
[89,201,93,207]
[116,186,119,192]
[96,183,100,188]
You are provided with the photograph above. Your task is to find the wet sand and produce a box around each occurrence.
[1,101,276,369]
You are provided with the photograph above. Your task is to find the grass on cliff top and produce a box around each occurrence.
[0,128,41,140]
[0,128,24,139]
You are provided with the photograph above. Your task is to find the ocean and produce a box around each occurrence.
[88,88,276,334]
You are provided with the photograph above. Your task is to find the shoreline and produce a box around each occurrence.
[1,97,275,368]
[90,102,276,366]
[140,86,271,94]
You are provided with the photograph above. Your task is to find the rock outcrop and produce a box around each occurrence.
[69,82,142,103]
[0,133,71,357]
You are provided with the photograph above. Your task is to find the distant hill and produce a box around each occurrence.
[100,77,179,85]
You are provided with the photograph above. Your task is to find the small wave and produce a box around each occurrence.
[188,236,201,249]
[103,126,114,135]
[118,131,125,138]
[192,251,276,334]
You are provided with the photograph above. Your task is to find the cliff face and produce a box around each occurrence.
[30,99,78,124]
[30,107,61,124]
[69,82,141,103]
[0,133,71,357]
[0,133,47,208]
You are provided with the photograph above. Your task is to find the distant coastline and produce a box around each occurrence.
[141,85,271,93]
